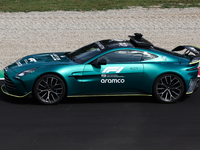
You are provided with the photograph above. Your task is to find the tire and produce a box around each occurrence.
[153,74,185,103]
[33,74,66,105]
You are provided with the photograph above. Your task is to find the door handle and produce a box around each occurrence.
[130,67,138,70]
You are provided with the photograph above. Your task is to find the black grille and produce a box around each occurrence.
[4,73,16,90]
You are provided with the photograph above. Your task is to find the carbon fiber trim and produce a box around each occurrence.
[186,78,199,94]
[1,84,31,98]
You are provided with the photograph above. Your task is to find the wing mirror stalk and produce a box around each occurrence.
[91,59,107,66]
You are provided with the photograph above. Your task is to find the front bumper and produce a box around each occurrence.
[1,84,31,98]
[3,68,37,97]
[186,78,199,94]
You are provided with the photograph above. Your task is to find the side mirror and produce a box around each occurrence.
[97,59,107,65]
[91,59,107,66]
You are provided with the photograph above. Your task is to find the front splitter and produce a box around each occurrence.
[1,84,31,98]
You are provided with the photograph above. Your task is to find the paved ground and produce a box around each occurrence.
[1,80,200,150]
[1,7,200,69]
[1,7,200,150]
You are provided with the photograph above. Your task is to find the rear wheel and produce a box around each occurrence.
[33,74,66,105]
[153,74,185,103]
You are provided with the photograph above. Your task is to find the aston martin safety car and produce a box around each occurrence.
[1,33,200,104]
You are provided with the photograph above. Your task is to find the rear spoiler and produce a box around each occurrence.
[172,45,200,55]
[172,45,200,65]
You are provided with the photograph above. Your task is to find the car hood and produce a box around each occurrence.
[6,52,75,72]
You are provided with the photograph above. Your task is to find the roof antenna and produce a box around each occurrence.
[134,33,143,39]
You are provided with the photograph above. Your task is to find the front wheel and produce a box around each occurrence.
[153,74,185,103]
[33,74,66,105]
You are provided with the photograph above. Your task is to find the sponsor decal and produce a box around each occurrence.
[24,59,28,64]
[28,58,37,62]
[16,61,22,67]
[96,42,105,49]
[24,58,37,64]
[162,56,167,61]
[119,42,128,47]
[51,54,61,61]
[102,67,124,73]
[101,67,125,83]
[101,79,125,84]
[101,74,124,78]
[111,39,125,42]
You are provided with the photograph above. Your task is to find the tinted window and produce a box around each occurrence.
[153,46,182,57]
[141,52,157,61]
[66,43,102,63]
[97,50,143,64]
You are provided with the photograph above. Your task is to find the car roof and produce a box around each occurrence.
[99,33,154,52]
[98,39,134,51]
[98,33,183,58]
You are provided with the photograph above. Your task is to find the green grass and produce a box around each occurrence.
[0,70,4,79]
[0,0,200,12]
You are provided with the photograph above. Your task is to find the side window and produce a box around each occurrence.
[97,50,143,64]
[141,52,157,61]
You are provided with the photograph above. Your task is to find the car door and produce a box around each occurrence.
[81,50,144,94]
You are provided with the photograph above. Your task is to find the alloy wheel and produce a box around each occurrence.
[34,74,66,104]
[154,74,184,102]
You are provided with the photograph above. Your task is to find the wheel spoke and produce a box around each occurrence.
[158,83,167,88]
[164,76,168,85]
[52,82,61,89]
[38,83,46,88]
[157,87,165,90]
[50,90,60,95]
[171,85,181,90]
[46,91,50,101]
[171,80,180,87]
[53,88,63,91]
[40,92,47,98]
[169,90,176,100]
[51,77,54,86]
[165,91,169,100]
[171,90,179,96]
[171,77,176,83]
[50,93,57,102]
[38,89,48,92]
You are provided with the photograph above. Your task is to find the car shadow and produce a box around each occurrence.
[0,90,190,105]
[63,94,190,104]
[63,96,157,104]
[0,93,160,105]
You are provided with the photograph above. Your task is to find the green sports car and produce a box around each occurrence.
[1,33,200,104]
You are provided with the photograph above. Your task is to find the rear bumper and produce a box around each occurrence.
[186,78,199,94]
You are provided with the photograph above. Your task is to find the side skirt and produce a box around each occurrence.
[68,93,152,98]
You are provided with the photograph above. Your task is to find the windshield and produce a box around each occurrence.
[66,43,102,64]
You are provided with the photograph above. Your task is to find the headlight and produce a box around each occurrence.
[17,68,37,77]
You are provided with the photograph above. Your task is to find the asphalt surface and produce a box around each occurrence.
[0,80,200,150]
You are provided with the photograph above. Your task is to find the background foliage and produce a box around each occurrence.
[0,0,200,12]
